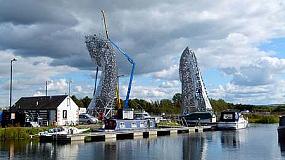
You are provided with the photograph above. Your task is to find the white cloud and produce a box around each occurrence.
[230,57,285,86]
[74,85,83,92]
[47,79,69,93]
[118,79,180,101]
[196,33,267,69]
[209,81,285,105]
[151,65,179,80]
[33,91,44,96]
[159,80,180,89]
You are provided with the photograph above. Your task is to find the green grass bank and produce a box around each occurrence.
[245,114,279,123]
[0,127,48,140]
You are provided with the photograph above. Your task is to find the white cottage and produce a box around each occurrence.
[12,95,79,126]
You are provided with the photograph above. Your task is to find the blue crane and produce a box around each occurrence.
[108,39,135,109]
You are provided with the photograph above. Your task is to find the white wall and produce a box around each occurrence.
[56,96,79,126]
[79,107,87,114]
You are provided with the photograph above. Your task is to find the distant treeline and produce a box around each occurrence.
[71,94,285,115]
[71,94,181,115]
[211,98,285,114]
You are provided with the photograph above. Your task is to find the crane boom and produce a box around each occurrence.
[108,39,135,109]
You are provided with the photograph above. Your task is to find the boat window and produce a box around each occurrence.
[134,114,143,119]
[120,122,125,128]
[131,122,137,128]
[140,122,145,127]
[223,114,233,120]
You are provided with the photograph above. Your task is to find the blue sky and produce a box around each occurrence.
[259,38,285,58]
[1,0,285,107]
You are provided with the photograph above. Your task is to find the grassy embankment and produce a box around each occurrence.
[0,123,101,141]
[0,127,48,140]
[245,114,279,123]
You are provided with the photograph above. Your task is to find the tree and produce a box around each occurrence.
[81,96,91,108]
[172,93,182,112]
[210,99,231,112]
[172,93,182,104]
[71,95,84,108]
[128,99,140,109]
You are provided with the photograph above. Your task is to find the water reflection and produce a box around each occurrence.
[1,125,284,160]
[220,131,240,149]
[278,137,285,156]
[0,141,80,159]
[0,133,228,160]
[96,134,208,160]
[182,133,205,160]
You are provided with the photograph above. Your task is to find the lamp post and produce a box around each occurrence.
[45,80,51,96]
[9,58,17,110]
[66,80,72,97]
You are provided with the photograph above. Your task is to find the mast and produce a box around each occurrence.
[101,10,109,39]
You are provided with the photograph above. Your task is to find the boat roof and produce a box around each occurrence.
[183,112,213,120]
[221,111,239,114]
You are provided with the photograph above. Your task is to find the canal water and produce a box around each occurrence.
[0,124,284,160]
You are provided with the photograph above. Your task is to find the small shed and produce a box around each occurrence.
[11,95,79,126]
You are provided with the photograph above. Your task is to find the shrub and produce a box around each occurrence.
[245,114,279,123]
[0,127,49,140]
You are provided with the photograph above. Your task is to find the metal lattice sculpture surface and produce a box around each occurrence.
[179,47,212,115]
[85,35,118,113]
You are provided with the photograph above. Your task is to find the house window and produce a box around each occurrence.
[67,98,70,106]
[63,110,67,119]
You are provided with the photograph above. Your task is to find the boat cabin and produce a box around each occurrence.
[181,112,216,126]
[220,111,241,122]
[134,111,151,119]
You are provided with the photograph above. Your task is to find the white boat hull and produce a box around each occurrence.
[39,127,90,136]
[217,120,248,130]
